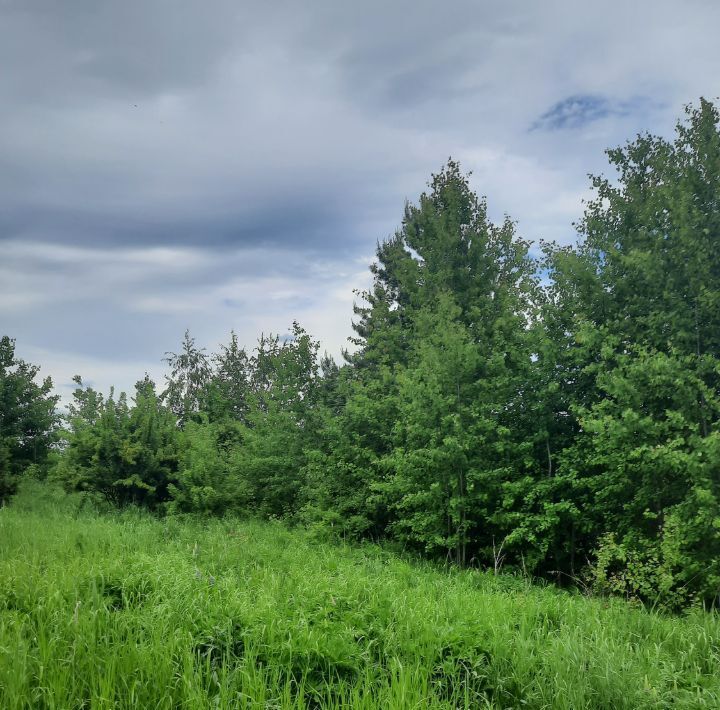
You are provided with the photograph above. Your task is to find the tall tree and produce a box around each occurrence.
[350,160,535,366]
[324,162,543,562]
[240,323,321,517]
[379,297,483,564]
[550,99,720,606]
[206,330,251,423]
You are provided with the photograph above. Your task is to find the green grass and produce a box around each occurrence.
[1,485,720,708]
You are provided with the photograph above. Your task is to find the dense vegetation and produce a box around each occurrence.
[3,100,720,610]
[2,483,720,708]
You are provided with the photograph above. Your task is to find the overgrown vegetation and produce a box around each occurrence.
[3,100,720,611]
[2,482,720,708]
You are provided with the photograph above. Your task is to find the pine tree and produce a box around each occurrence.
[206,331,251,423]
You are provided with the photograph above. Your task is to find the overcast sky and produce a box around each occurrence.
[1,0,719,398]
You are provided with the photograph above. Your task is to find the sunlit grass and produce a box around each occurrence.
[1,483,719,708]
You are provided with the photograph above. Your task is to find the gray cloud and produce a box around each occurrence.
[2,0,720,397]
[0,1,245,103]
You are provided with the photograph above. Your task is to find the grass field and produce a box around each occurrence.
[1,485,720,708]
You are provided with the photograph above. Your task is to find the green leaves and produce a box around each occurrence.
[551,100,720,607]
[163,331,212,428]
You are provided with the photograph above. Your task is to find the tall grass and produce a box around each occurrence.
[1,482,719,708]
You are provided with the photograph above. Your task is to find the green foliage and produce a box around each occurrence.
[574,99,720,357]
[380,297,487,563]
[548,99,720,606]
[206,330,251,423]
[168,323,322,519]
[239,323,321,518]
[301,365,396,540]
[587,522,706,612]
[167,419,250,516]
[55,376,180,508]
[0,336,59,503]
[341,162,548,570]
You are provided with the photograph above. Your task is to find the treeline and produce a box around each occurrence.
[2,100,720,609]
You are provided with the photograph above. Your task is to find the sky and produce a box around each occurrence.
[1,0,719,399]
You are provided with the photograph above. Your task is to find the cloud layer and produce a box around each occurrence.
[2,0,719,397]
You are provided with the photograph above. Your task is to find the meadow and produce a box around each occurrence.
[1,485,720,709]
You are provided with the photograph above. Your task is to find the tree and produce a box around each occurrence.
[120,376,181,506]
[167,418,249,516]
[163,330,212,427]
[0,336,59,503]
[170,323,323,518]
[239,323,321,517]
[206,331,251,423]
[350,160,535,366]
[379,297,483,564]
[571,99,720,358]
[300,362,396,540]
[56,376,179,508]
[320,162,544,563]
[549,99,720,606]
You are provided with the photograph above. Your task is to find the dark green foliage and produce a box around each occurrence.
[572,99,720,358]
[300,364,396,540]
[0,336,59,503]
[336,162,547,569]
[167,419,249,515]
[236,323,321,518]
[168,323,322,519]
[206,330,251,423]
